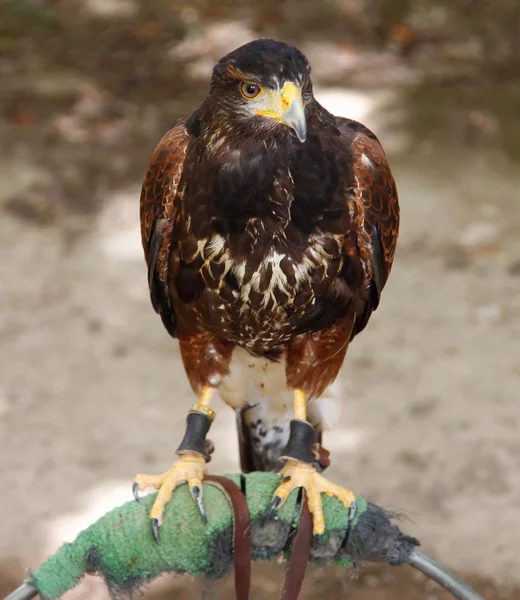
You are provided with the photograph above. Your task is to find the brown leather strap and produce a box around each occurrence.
[280,493,313,600]
[206,475,251,600]
[316,444,331,471]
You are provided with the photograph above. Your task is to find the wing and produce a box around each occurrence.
[140,120,190,338]
[337,118,400,337]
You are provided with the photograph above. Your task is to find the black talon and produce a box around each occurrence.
[192,485,207,524]
[151,517,160,543]
[265,495,282,521]
[348,500,357,522]
[313,534,323,548]
[132,482,140,503]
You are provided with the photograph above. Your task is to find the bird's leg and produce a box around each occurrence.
[133,386,215,542]
[268,389,357,537]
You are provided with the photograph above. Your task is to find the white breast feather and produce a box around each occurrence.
[219,348,343,431]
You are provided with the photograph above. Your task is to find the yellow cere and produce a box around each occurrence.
[280,82,302,110]
[255,82,303,121]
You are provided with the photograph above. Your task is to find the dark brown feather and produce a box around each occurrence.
[139,41,399,403]
[283,117,399,396]
[337,117,400,336]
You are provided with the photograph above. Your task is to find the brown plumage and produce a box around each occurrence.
[139,39,399,477]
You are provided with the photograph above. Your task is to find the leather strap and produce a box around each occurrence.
[280,493,313,600]
[316,445,331,471]
[206,475,251,600]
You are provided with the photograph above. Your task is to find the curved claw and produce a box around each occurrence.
[348,499,357,522]
[191,485,207,524]
[134,453,208,540]
[132,481,140,503]
[151,517,160,544]
[265,495,282,522]
[271,460,357,536]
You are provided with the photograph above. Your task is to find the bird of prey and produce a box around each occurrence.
[135,39,399,541]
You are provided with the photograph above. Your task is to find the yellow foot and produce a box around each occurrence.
[269,459,357,536]
[133,452,207,542]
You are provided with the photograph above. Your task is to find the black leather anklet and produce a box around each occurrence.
[176,410,212,458]
[280,419,317,464]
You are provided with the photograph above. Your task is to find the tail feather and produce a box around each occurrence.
[236,408,257,473]
[236,405,289,473]
[236,404,326,473]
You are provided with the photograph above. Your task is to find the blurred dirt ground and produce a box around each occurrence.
[1,1,520,598]
[1,561,520,600]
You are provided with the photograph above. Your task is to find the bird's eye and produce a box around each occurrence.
[240,82,261,99]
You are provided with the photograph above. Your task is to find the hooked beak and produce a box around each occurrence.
[255,82,307,143]
[280,82,307,143]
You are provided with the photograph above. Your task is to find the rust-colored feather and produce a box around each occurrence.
[140,121,189,336]
[140,121,189,256]
[347,122,399,285]
[338,118,400,335]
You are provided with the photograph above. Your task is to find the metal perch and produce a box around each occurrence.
[4,472,484,600]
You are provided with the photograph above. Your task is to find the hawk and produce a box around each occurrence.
[134,39,399,541]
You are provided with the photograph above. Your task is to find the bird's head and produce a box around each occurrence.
[208,39,312,143]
